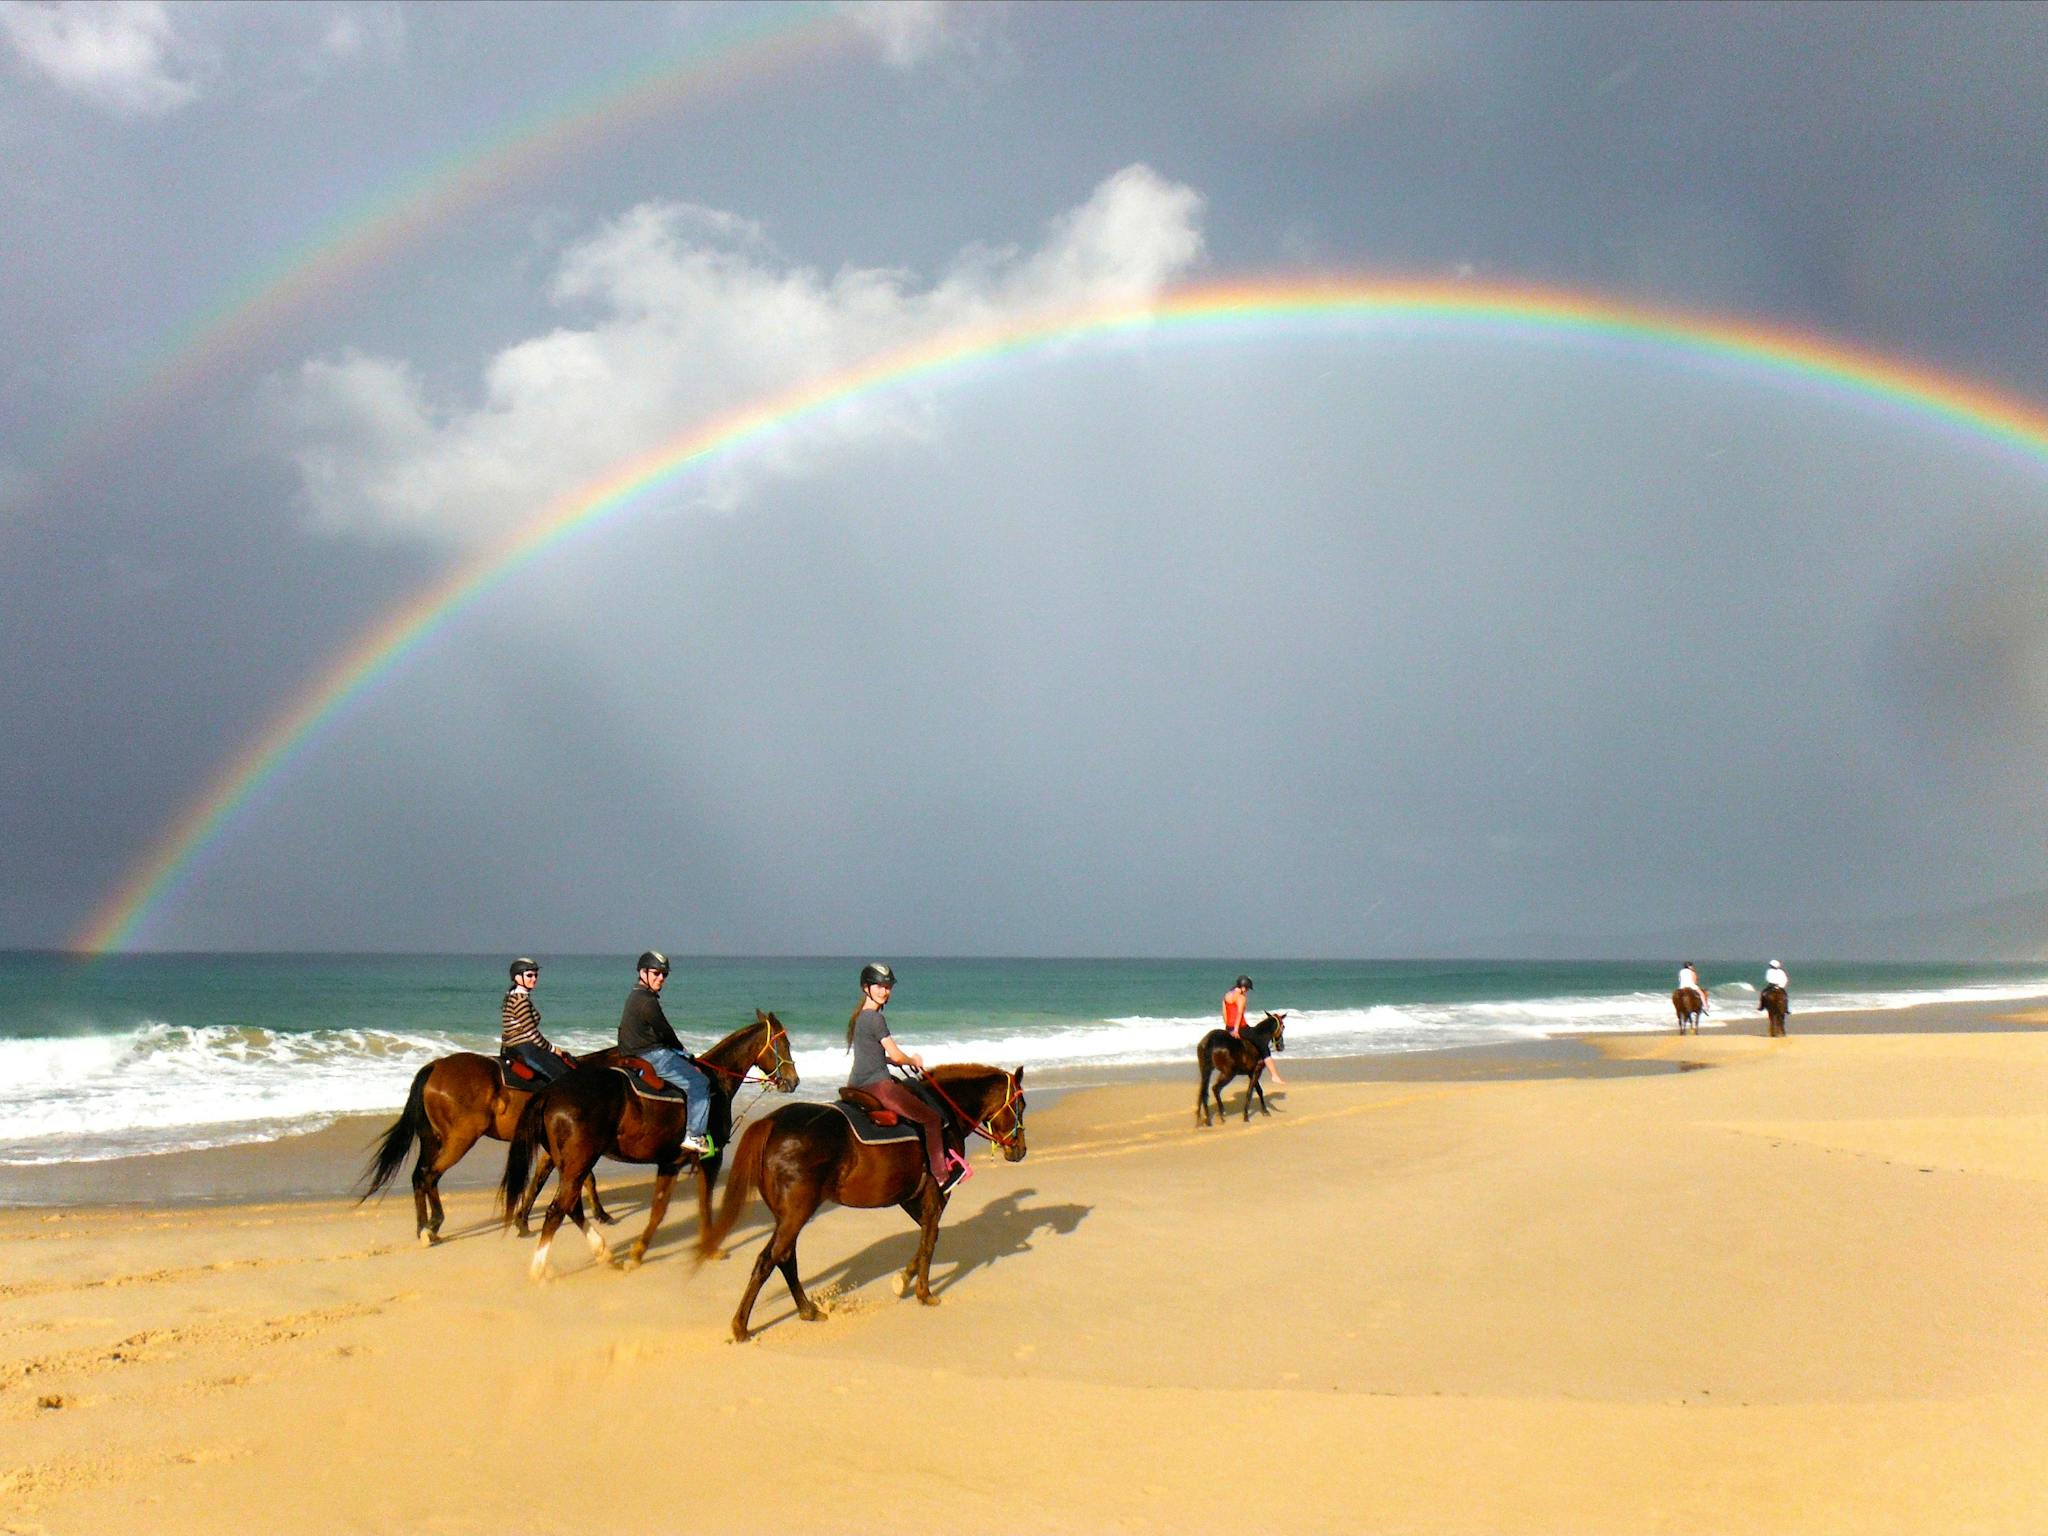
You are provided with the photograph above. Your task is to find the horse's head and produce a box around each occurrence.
[1263,1012,1288,1052]
[984,1067,1028,1162]
[754,1009,800,1093]
[934,1063,1028,1163]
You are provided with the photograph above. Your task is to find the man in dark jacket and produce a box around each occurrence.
[617,951,713,1154]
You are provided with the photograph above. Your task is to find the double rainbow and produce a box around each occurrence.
[37,4,852,488]
[76,275,2048,952]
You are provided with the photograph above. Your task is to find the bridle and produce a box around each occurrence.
[913,1068,1027,1154]
[696,1016,798,1124]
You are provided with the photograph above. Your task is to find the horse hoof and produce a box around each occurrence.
[800,1305,823,1322]
[918,1292,940,1308]
[890,1272,911,1298]
[731,1324,753,1344]
[417,1230,437,1248]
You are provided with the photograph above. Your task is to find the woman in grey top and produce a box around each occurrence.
[845,961,965,1191]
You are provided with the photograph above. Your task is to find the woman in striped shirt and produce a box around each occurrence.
[501,958,574,1086]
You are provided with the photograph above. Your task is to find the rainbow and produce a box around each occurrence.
[76,274,2048,952]
[35,4,854,489]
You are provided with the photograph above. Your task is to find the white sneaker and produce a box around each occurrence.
[680,1134,713,1156]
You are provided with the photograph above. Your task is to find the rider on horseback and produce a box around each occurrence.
[846,962,969,1194]
[1224,974,1286,1086]
[617,951,715,1156]
[501,958,575,1086]
[1678,961,1707,1012]
[1764,959,1789,992]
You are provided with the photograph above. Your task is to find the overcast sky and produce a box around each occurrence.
[4,0,2047,955]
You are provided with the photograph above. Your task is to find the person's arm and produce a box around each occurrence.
[651,1001,684,1053]
[881,1031,925,1073]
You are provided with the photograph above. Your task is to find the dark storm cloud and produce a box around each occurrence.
[3,2,2047,953]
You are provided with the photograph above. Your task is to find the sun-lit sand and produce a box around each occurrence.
[7,1012,2048,1533]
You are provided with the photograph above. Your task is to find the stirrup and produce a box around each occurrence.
[937,1150,972,1193]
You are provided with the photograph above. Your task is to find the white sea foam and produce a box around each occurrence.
[0,1021,467,1165]
[9,972,2048,1163]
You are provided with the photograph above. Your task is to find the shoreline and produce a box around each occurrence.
[7,993,2040,1211]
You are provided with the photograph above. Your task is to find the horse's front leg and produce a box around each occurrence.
[1252,1068,1271,1117]
[910,1179,946,1305]
[694,1158,729,1259]
[626,1166,678,1268]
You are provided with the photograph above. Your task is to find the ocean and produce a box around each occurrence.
[4,952,2047,1167]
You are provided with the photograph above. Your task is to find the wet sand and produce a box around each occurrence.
[5,999,2048,1531]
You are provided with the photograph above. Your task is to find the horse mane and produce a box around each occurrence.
[926,1062,1014,1113]
[700,1013,774,1072]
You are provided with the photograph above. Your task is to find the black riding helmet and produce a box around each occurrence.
[510,957,539,980]
[860,961,896,991]
[637,950,670,975]
[1236,974,1253,991]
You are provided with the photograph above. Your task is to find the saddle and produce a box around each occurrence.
[498,1052,561,1091]
[832,1081,962,1151]
[609,1055,689,1104]
[837,1085,898,1125]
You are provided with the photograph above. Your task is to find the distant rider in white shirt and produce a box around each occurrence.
[1678,962,1706,1012]
[1764,960,1789,992]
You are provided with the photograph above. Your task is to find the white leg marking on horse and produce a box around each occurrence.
[585,1224,611,1262]
[529,1239,553,1280]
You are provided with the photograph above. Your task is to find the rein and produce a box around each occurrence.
[911,1069,1025,1153]
[695,1016,794,1086]
[700,1017,796,1130]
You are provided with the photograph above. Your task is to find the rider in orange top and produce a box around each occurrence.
[1223,973,1285,1086]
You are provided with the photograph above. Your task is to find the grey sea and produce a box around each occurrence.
[5,952,2048,1165]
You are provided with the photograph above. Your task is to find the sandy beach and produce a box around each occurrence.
[6,1003,2048,1533]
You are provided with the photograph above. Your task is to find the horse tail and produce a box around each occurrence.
[357,1063,433,1202]
[498,1092,548,1227]
[698,1115,769,1263]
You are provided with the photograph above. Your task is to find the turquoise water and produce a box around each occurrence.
[5,952,2047,1163]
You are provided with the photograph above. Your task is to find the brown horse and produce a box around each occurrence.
[499,1011,798,1279]
[1759,984,1789,1037]
[1195,1012,1287,1126]
[358,1048,616,1244]
[1671,987,1704,1034]
[696,1064,1027,1342]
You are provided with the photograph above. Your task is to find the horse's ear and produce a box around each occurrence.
[1016,1066,1025,1083]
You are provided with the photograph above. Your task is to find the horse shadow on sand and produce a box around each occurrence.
[643,1187,1086,1331]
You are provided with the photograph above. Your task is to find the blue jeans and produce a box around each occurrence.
[641,1047,711,1140]
[503,1043,570,1085]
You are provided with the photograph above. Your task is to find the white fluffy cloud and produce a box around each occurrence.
[840,0,957,70]
[314,3,404,68]
[281,164,1206,547]
[0,0,207,115]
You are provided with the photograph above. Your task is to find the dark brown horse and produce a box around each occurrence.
[1671,988,1704,1034]
[499,1011,798,1279]
[358,1048,616,1243]
[1195,1012,1287,1126]
[1759,984,1789,1037]
[696,1064,1027,1342]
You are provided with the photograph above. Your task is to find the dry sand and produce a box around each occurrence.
[5,1015,2048,1532]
